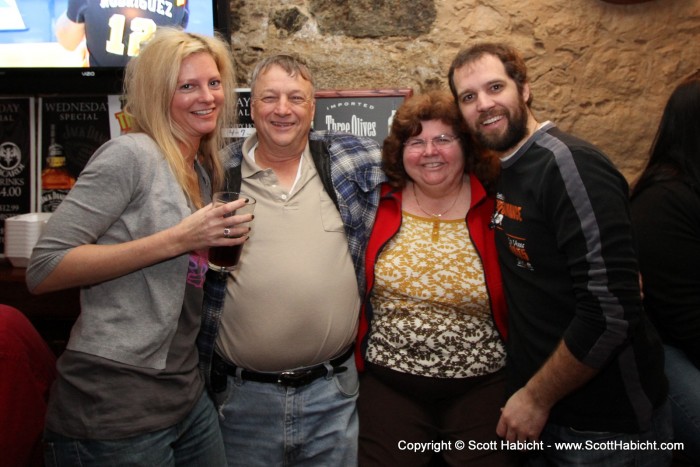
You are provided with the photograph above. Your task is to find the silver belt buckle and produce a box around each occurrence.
[277,370,311,387]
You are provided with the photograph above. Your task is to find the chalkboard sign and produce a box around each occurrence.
[38,95,115,212]
[0,97,34,255]
[313,89,413,145]
[223,88,254,140]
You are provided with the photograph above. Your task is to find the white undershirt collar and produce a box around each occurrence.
[247,141,304,195]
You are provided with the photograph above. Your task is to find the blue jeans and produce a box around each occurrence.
[664,344,700,463]
[217,352,359,466]
[44,391,226,467]
[524,400,673,467]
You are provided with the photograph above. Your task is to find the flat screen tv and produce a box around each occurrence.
[0,0,231,95]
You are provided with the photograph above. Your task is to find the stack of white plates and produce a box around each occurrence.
[3,213,52,268]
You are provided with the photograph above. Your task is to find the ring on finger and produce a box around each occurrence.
[223,227,231,238]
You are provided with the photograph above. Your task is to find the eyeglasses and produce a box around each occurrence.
[403,135,458,153]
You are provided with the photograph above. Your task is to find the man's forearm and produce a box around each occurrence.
[497,340,599,441]
[525,340,598,409]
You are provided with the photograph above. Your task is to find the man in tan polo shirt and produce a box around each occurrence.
[198,54,385,466]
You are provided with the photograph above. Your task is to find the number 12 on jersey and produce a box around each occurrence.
[105,15,158,58]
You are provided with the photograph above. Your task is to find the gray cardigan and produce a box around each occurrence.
[27,133,201,370]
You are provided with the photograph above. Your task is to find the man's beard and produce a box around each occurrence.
[474,99,529,153]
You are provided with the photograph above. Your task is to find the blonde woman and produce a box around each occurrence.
[27,28,245,466]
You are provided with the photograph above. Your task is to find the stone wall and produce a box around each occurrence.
[227,0,700,181]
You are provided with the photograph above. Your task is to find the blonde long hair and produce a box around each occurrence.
[123,28,236,207]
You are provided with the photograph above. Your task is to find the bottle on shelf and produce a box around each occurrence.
[41,124,76,212]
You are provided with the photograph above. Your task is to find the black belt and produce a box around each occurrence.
[214,347,353,388]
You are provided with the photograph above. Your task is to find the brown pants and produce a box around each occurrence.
[358,364,517,467]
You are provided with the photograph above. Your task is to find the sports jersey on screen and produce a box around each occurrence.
[67,0,190,67]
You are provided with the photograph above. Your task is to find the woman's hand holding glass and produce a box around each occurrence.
[207,192,256,272]
[173,195,253,259]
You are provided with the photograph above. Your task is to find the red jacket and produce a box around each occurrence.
[355,175,508,371]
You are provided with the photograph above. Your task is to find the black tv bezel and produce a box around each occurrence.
[0,0,231,96]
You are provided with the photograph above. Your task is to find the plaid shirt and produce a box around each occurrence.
[198,130,385,389]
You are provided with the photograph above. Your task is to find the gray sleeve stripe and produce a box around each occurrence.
[539,133,627,367]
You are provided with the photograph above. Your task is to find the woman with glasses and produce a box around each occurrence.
[356,90,515,466]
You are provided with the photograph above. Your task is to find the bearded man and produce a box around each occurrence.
[448,43,672,467]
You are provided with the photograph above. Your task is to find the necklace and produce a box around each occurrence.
[412,182,462,218]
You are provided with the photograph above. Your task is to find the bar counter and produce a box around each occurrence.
[0,259,79,355]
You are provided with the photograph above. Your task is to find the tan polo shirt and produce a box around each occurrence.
[215,135,360,372]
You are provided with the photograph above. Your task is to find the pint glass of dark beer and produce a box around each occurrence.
[208,191,256,272]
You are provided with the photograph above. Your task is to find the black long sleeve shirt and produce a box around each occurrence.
[494,122,667,432]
